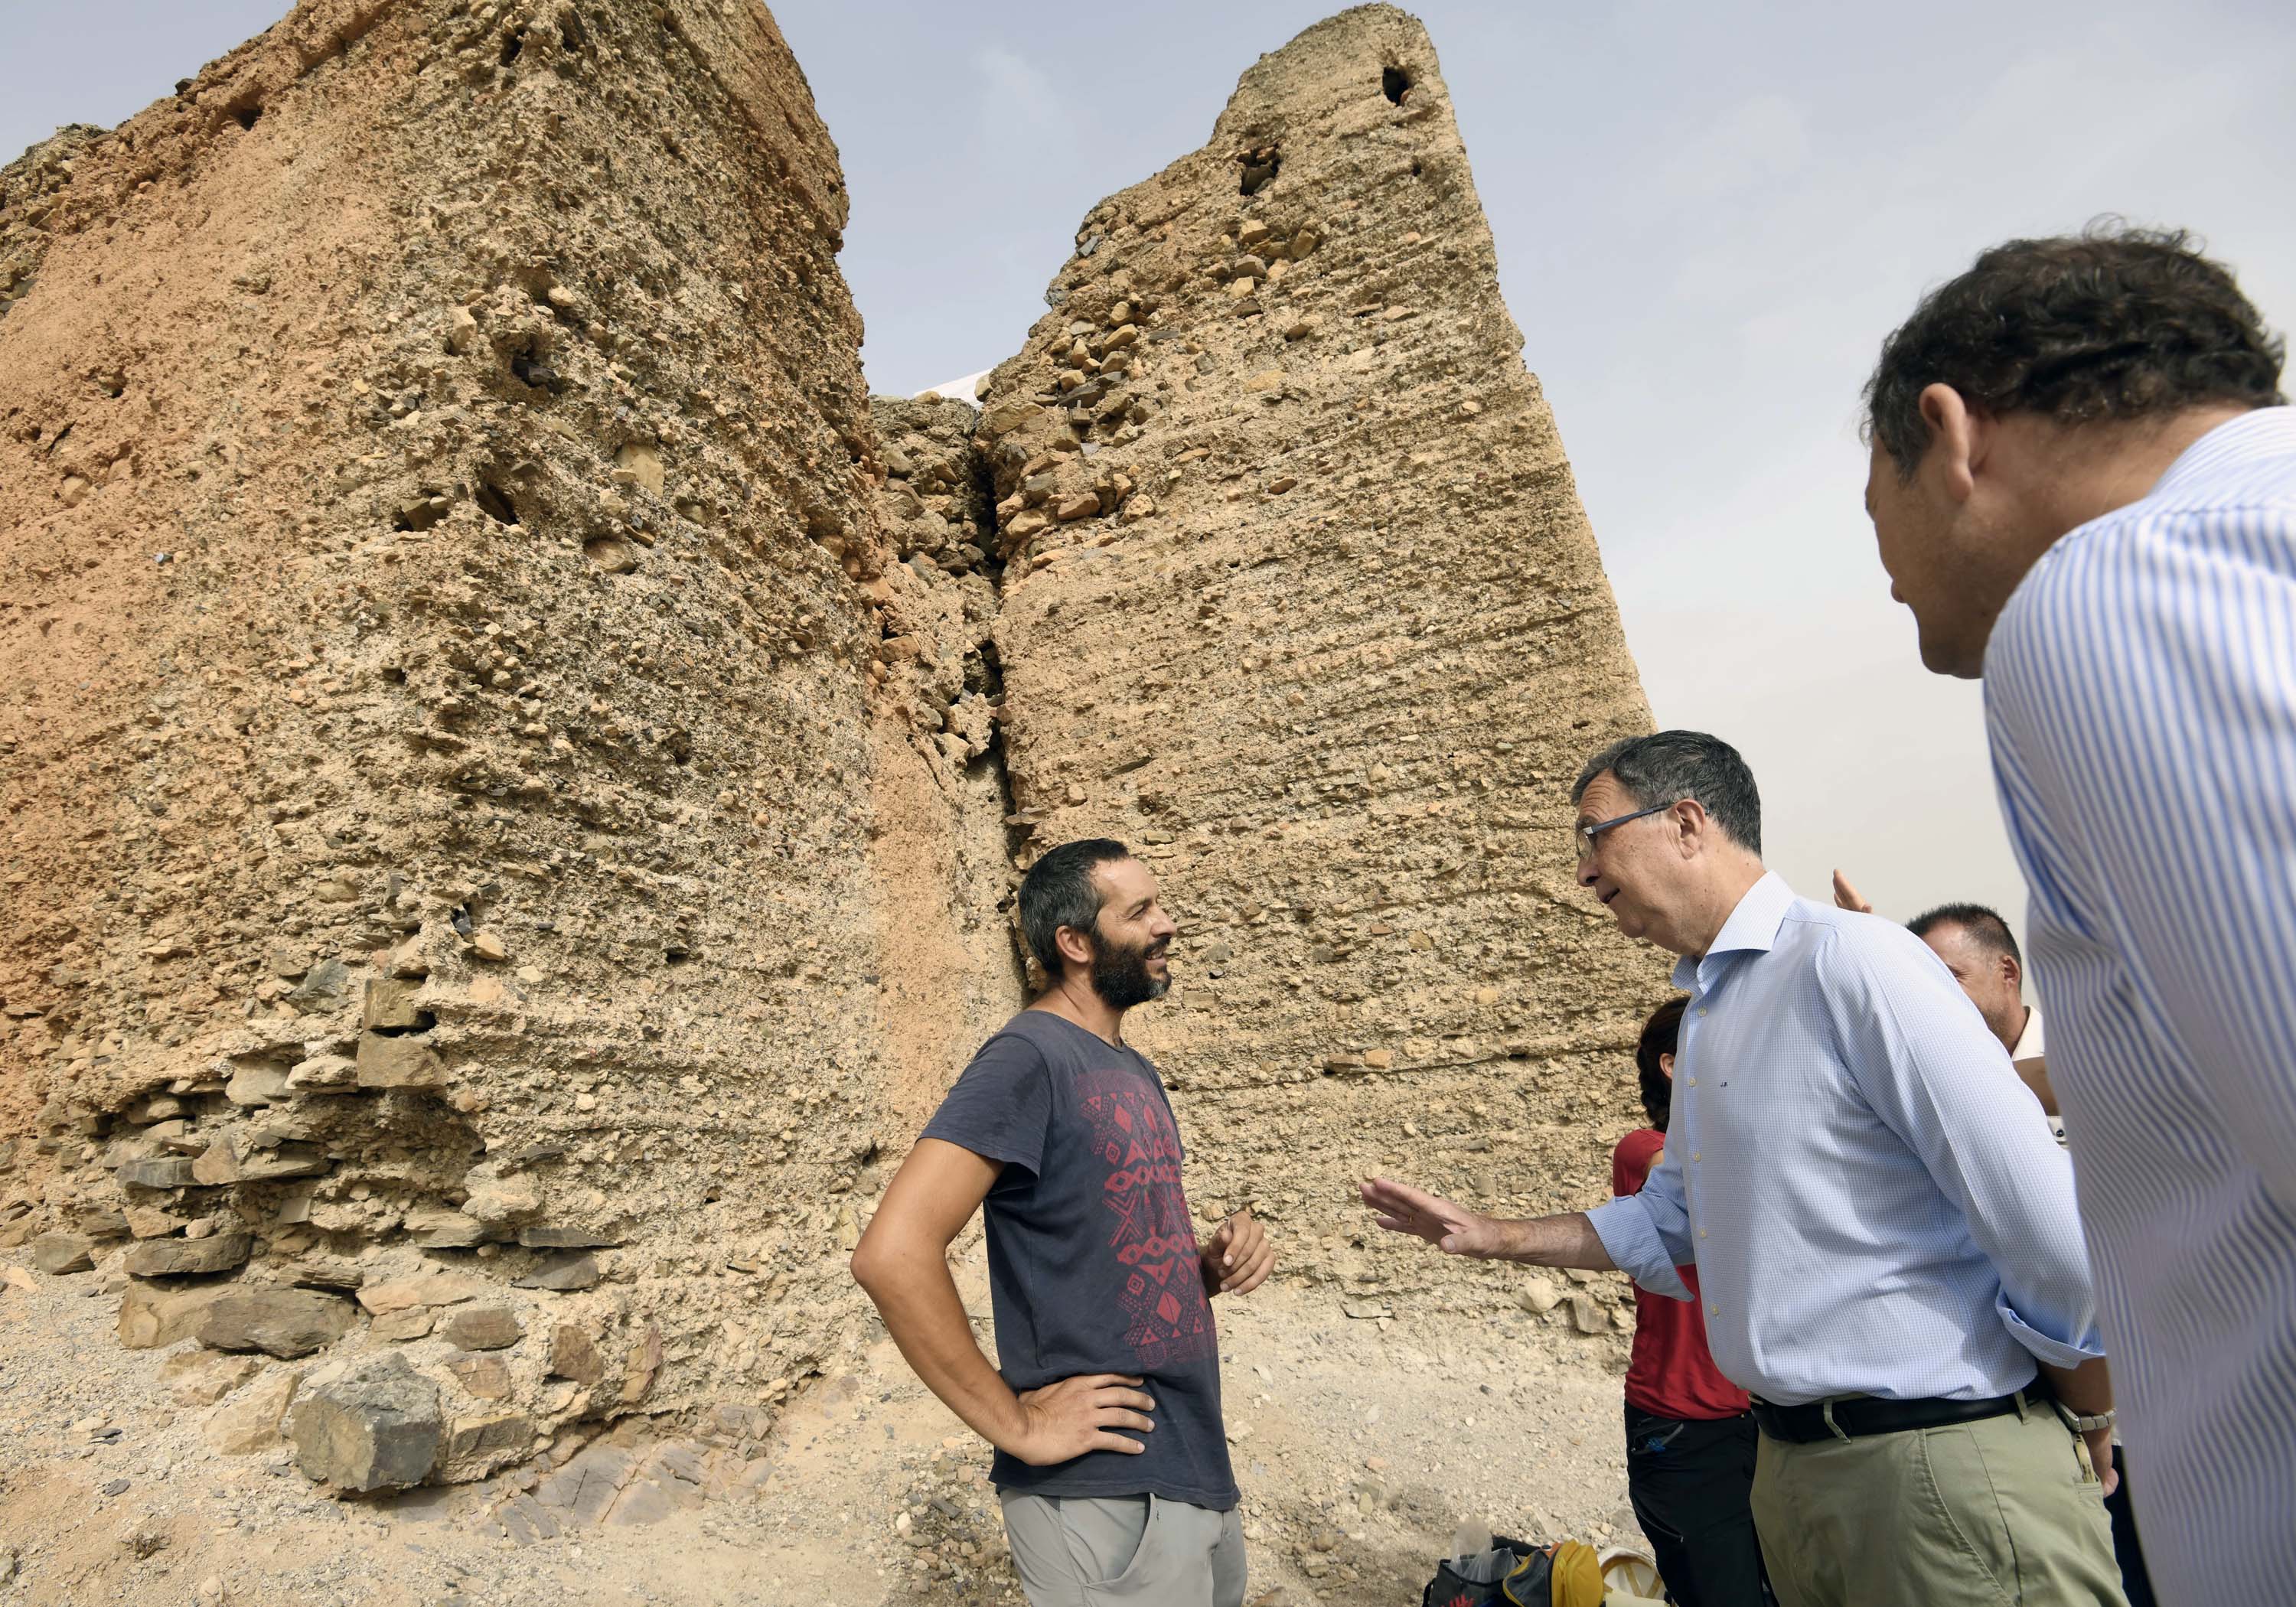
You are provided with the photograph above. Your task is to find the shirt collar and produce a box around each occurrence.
[1671,871,1795,991]
[2145,405,2296,500]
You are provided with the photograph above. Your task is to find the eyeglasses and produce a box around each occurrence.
[1570,801,1673,864]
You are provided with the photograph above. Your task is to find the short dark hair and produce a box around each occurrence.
[1573,730,1762,857]
[1018,838,1130,977]
[1907,902,2021,969]
[1635,996,1687,1132]
[1866,223,2286,477]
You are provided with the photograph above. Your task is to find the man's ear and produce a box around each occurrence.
[2001,951,2023,992]
[1916,383,1985,508]
[1671,797,1710,859]
[1053,923,1096,971]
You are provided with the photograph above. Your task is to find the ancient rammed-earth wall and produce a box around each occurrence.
[0,2,1664,1491]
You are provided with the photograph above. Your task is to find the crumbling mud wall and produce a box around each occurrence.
[0,0,1007,1487]
[974,4,1672,1331]
[0,0,1666,1490]
[860,395,1026,1135]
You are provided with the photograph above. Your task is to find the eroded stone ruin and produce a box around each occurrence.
[0,0,1664,1498]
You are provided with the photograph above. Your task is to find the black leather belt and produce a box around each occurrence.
[1749,1385,2040,1444]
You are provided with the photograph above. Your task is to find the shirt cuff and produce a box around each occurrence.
[1998,1293,2105,1370]
[1587,1196,1694,1302]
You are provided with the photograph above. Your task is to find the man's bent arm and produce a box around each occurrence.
[850,1139,1032,1452]
[2039,1354,2119,1495]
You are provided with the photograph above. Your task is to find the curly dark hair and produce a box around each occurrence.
[1866,223,2285,477]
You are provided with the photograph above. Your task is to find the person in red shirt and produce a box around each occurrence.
[1614,997,1770,1607]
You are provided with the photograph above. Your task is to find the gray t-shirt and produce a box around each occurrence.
[921,1009,1238,1510]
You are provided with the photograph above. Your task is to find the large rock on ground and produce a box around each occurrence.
[194,1287,357,1358]
[29,1232,94,1273]
[204,1367,302,1455]
[122,1234,253,1277]
[289,1352,442,1492]
[118,1282,229,1350]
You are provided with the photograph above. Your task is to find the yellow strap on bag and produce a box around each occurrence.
[1500,1540,1603,1607]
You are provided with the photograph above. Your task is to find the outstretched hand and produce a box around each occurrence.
[1202,1209,1275,1296]
[1831,869,1874,914]
[1358,1177,1495,1257]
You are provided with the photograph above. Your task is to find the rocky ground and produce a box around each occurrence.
[1,1242,1642,1606]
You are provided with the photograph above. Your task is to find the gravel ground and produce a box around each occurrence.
[0,1250,1638,1606]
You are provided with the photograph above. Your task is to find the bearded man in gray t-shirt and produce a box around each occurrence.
[853,838,1277,1607]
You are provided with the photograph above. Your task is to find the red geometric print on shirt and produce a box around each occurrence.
[1077,1067,1216,1370]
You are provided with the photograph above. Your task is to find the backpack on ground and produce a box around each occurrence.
[1420,1536,1604,1607]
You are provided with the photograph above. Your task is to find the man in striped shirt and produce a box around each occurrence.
[1861,226,2292,1607]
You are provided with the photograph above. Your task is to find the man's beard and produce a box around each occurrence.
[1090,934,1170,1008]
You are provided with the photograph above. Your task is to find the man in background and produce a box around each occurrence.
[1833,876,2054,1126]
[1861,224,2292,1604]
[1614,996,1768,1607]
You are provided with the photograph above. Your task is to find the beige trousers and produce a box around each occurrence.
[1750,1403,2128,1607]
[999,1491,1247,1607]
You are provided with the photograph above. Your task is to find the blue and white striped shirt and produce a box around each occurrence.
[1587,872,2102,1406]
[1985,403,2296,1607]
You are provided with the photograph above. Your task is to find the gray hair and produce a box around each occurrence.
[1572,731,1763,856]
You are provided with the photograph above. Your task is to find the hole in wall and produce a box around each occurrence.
[1238,144,1280,197]
[559,8,589,53]
[231,103,263,131]
[474,481,519,525]
[508,341,562,394]
[499,28,524,66]
[1382,66,1411,104]
[368,1009,439,1038]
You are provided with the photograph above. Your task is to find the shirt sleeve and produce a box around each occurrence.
[1588,1141,1694,1302]
[1816,922,2104,1369]
[1612,1129,1663,1197]
[1988,514,2296,1219]
[918,1032,1052,1176]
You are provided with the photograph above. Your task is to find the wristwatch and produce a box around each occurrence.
[2069,1409,2116,1435]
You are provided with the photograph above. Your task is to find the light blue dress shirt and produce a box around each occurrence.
[1984,404,2296,1607]
[1587,872,2102,1407]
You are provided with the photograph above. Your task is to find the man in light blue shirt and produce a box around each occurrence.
[1862,226,2292,1607]
[1363,731,2125,1607]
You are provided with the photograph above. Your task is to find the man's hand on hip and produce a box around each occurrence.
[1202,1209,1274,1296]
[1007,1374,1156,1465]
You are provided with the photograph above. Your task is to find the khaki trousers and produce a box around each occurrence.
[1750,1403,2127,1607]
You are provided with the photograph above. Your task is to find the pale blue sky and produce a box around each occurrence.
[11,2,2294,933]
